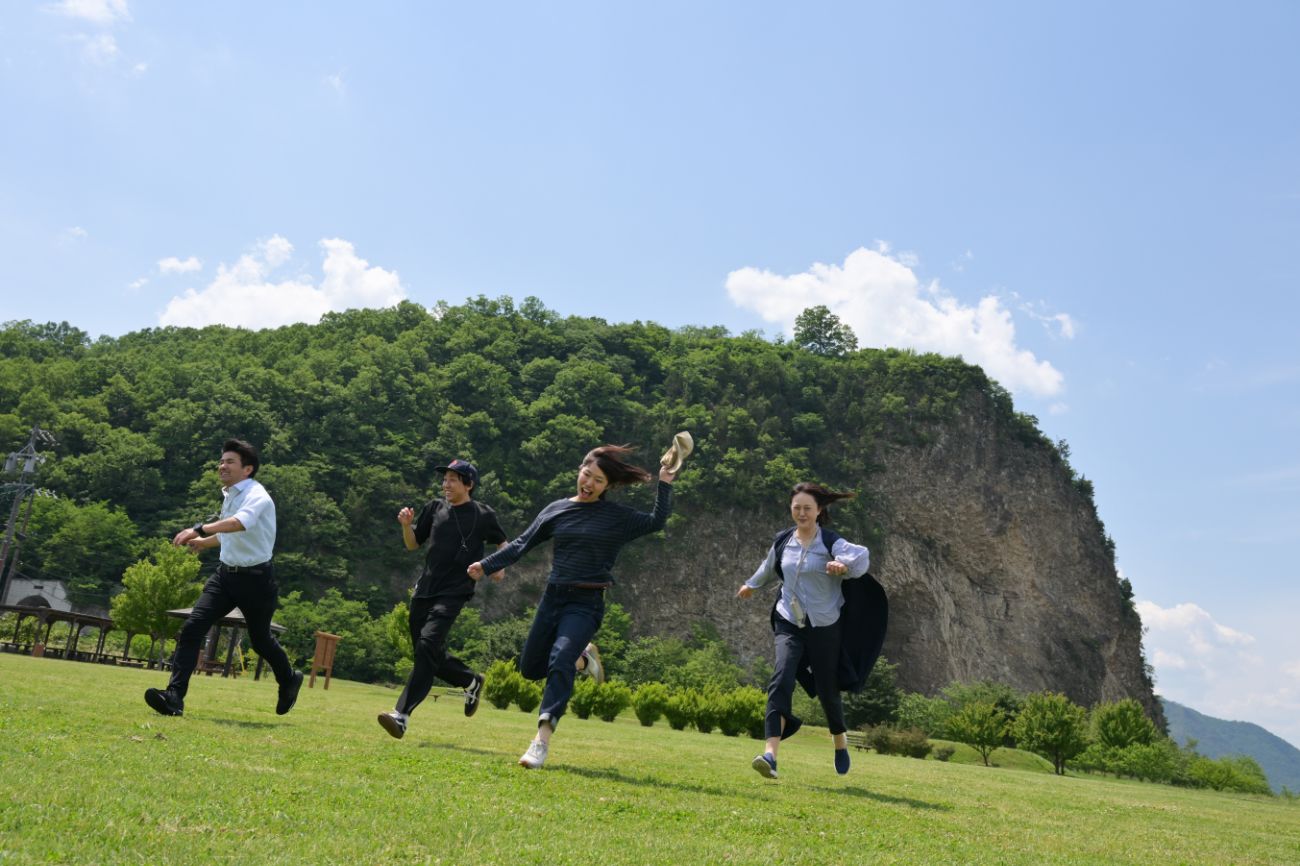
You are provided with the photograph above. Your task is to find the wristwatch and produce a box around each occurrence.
[192,522,209,538]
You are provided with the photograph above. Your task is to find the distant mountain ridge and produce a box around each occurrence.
[1162,698,1300,794]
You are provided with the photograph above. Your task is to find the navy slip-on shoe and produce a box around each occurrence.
[752,753,778,779]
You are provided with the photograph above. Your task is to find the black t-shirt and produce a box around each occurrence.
[412,499,508,598]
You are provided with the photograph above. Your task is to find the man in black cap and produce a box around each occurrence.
[378,459,509,738]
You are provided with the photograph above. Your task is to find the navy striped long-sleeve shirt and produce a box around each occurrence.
[477,481,674,586]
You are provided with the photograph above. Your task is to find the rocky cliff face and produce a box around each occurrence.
[479,391,1161,726]
[868,395,1162,726]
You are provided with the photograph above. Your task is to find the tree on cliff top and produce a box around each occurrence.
[793,305,858,356]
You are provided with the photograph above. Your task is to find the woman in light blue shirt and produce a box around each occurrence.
[737,482,870,779]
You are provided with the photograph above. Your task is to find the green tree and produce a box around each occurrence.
[940,680,1024,744]
[109,541,203,664]
[1013,691,1089,775]
[26,497,141,602]
[274,589,401,683]
[947,701,1009,767]
[896,692,952,736]
[793,305,858,356]
[385,601,413,662]
[591,602,631,679]
[622,636,691,687]
[1092,698,1158,749]
[842,657,903,728]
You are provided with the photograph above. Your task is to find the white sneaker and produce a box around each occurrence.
[578,643,605,683]
[519,739,548,769]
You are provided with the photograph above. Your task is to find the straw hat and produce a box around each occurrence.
[660,431,694,475]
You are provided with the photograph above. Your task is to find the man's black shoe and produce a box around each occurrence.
[464,673,485,718]
[144,687,183,717]
[276,671,304,715]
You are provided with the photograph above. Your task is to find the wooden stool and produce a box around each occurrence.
[309,630,340,689]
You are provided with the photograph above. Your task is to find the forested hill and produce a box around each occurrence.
[0,299,1157,718]
[1163,698,1300,794]
[2,298,1018,603]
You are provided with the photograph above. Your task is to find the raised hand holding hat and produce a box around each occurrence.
[660,431,694,475]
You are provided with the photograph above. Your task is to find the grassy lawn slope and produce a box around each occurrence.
[1,654,1295,865]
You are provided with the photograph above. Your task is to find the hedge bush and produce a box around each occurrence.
[664,690,693,730]
[591,681,633,722]
[515,679,542,713]
[718,687,765,738]
[569,677,598,720]
[483,660,518,710]
[862,724,933,758]
[632,683,671,727]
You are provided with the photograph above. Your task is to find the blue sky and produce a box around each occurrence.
[3,2,1298,746]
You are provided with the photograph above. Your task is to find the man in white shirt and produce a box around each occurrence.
[145,439,302,717]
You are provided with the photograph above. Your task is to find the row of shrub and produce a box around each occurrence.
[445,654,1274,797]
[480,660,771,738]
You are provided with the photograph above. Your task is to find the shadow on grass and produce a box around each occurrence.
[420,742,736,797]
[550,763,737,798]
[808,784,951,811]
[210,718,282,730]
[417,742,501,757]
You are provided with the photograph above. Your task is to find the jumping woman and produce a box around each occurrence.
[468,445,677,769]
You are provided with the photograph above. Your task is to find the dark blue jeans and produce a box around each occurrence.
[765,616,847,739]
[518,584,605,728]
[168,563,294,699]
[396,594,476,715]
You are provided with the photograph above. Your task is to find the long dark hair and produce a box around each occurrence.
[790,482,855,525]
[583,445,653,494]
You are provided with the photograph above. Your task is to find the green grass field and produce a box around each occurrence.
[2,654,1296,865]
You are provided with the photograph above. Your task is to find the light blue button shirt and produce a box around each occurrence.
[219,478,276,566]
[745,527,870,627]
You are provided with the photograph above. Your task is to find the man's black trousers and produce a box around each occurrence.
[168,563,294,698]
[395,594,477,715]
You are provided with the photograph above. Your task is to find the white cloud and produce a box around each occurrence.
[77,32,118,65]
[48,0,130,26]
[1138,598,1300,748]
[64,226,87,240]
[1136,600,1255,648]
[158,236,405,329]
[1152,649,1188,670]
[1052,313,1076,339]
[324,70,346,95]
[260,235,293,268]
[127,277,147,291]
[158,256,201,275]
[726,246,1066,397]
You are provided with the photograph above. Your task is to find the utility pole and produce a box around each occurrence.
[0,426,55,606]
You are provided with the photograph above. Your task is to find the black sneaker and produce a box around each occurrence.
[464,673,485,718]
[144,687,183,717]
[377,711,407,739]
[276,671,304,715]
